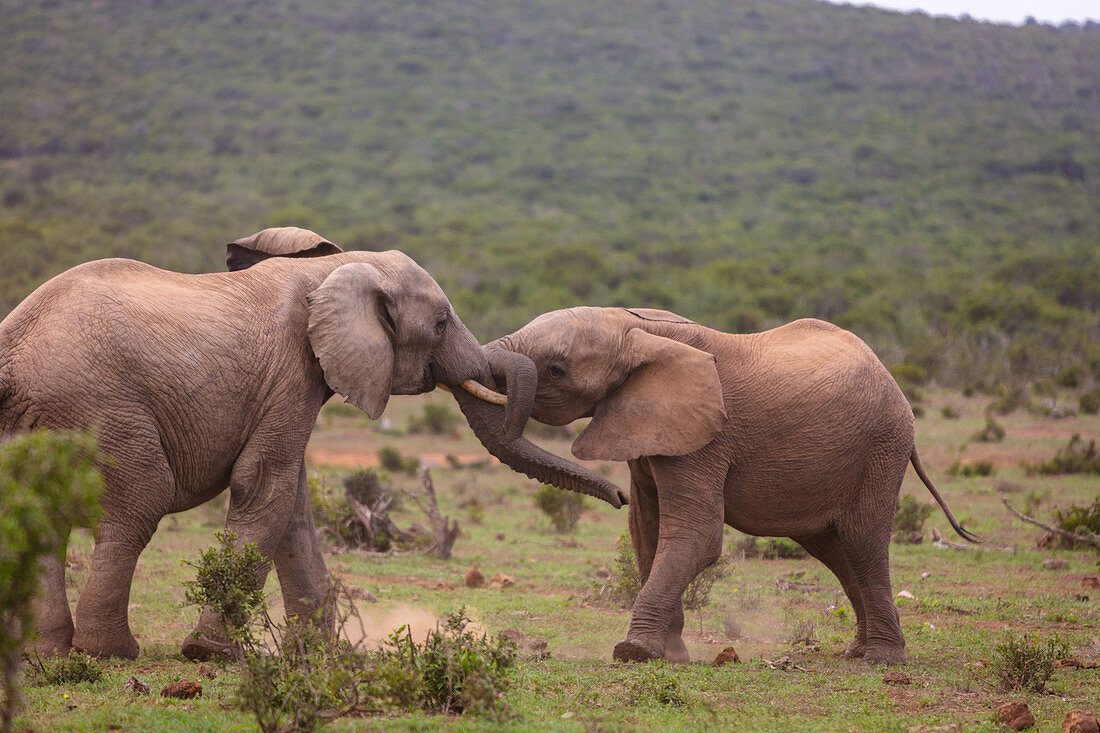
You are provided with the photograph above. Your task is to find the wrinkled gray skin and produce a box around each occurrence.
[477,306,977,665]
[0,227,534,660]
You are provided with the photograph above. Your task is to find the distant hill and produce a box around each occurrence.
[1,0,1097,391]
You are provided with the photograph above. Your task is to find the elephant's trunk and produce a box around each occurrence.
[484,345,536,443]
[451,386,627,509]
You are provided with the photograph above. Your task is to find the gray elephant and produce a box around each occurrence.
[457,306,977,665]
[0,228,622,660]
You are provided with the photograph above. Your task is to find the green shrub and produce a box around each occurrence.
[377,446,421,475]
[733,536,807,559]
[533,484,585,533]
[991,632,1070,693]
[970,418,1006,443]
[683,556,729,616]
[940,405,960,419]
[1050,498,1100,549]
[26,651,102,686]
[1023,434,1100,475]
[626,665,685,706]
[407,403,460,435]
[946,459,995,477]
[384,607,517,715]
[587,532,641,608]
[344,468,400,511]
[893,494,934,541]
[0,430,102,730]
[1080,388,1100,415]
[181,530,268,650]
[988,385,1029,415]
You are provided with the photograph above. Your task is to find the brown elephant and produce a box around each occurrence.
[456,306,977,665]
[0,228,622,660]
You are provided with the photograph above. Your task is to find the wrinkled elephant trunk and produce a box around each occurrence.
[484,345,536,443]
[451,386,627,509]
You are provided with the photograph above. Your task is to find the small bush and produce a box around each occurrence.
[1080,388,1100,415]
[626,665,684,706]
[1050,498,1100,549]
[946,459,995,478]
[344,468,400,511]
[733,536,807,559]
[26,651,103,686]
[893,494,934,542]
[533,484,585,533]
[988,385,1029,415]
[377,446,421,475]
[1023,434,1100,475]
[587,533,641,608]
[991,632,1070,693]
[407,403,460,435]
[970,418,1006,443]
[181,530,268,649]
[940,405,960,419]
[683,556,729,614]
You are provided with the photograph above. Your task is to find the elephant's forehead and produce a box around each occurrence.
[523,308,618,356]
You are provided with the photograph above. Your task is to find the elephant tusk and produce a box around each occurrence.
[446,380,508,406]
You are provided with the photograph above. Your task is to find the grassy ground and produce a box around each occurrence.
[14,390,1100,731]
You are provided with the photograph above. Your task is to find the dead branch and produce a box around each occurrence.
[930,527,972,551]
[999,493,1100,550]
[346,493,415,549]
[411,468,460,559]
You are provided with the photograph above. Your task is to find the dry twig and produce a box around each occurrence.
[999,493,1100,550]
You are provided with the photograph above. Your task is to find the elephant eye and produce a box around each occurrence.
[546,363,566,379]
[434,317,448,335]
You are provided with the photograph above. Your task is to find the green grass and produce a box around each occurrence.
[13,393,1100,731]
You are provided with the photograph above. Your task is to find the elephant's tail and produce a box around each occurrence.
[911,448,981,543]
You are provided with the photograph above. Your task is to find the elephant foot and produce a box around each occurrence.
[665,635,690,663]
[72,627,139,660]
[613,638,662,663]
[181,630,243,662]
[864,643,906,665]
[33,634,73,659]
[843,637,866,659]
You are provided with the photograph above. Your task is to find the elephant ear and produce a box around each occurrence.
[227,227,343,271]
[572,328,726,462]
[306,262,394,419]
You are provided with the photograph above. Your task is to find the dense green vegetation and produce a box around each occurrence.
[1,0,1097,388]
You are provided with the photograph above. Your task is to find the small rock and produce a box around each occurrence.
[161,680,203,699]
[196,663,218,679]
[921,572,932,580]
[491,573,515,588]
[123,676,150,695]
[713,646,740,666]
[998,701,1035,731]
[897,590,916,600]
[882,670,911,685]
[464,566,485,588]
[1082,575,1100,589]
[346,585,378,602]
[1042,558,1071,570]
[1063,711,1099,733]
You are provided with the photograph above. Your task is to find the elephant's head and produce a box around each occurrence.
[477,307,727,462]
[226,227,531,427]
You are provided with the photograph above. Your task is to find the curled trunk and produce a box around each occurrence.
[486,346,537,443]
[451,387,627,509]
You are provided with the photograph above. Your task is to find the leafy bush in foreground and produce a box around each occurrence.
[0,430,101,733]
[25,651,102,686]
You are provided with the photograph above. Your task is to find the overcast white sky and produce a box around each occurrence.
[831,0,1099,25]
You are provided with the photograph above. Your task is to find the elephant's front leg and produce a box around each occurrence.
[614,458,724,663]
[272,465,333,629]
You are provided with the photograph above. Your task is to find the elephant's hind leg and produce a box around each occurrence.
[795,531,867,659]
[837,524,904,664]
[33,552,74,657]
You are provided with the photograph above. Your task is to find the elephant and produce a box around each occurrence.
[459,306,977,665]
[0,227,623,660]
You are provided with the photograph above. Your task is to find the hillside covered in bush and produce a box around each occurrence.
[1,0,1097,390]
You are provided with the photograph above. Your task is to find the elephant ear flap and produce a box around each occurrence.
[227,227,343,271]
[306,263,394,419]
[572,329,726,462]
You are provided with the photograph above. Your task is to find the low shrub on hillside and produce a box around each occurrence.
[732,536,807,560]
[947,459,995,478]
[1080,388,1100,415]
[377,446,421,475]
[893,495,934,543]
[533,484,585,533]
[1051,498,1100,550]
[970,418,1006,443]
[406,403,460,435]
[1023,434,1100,475]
